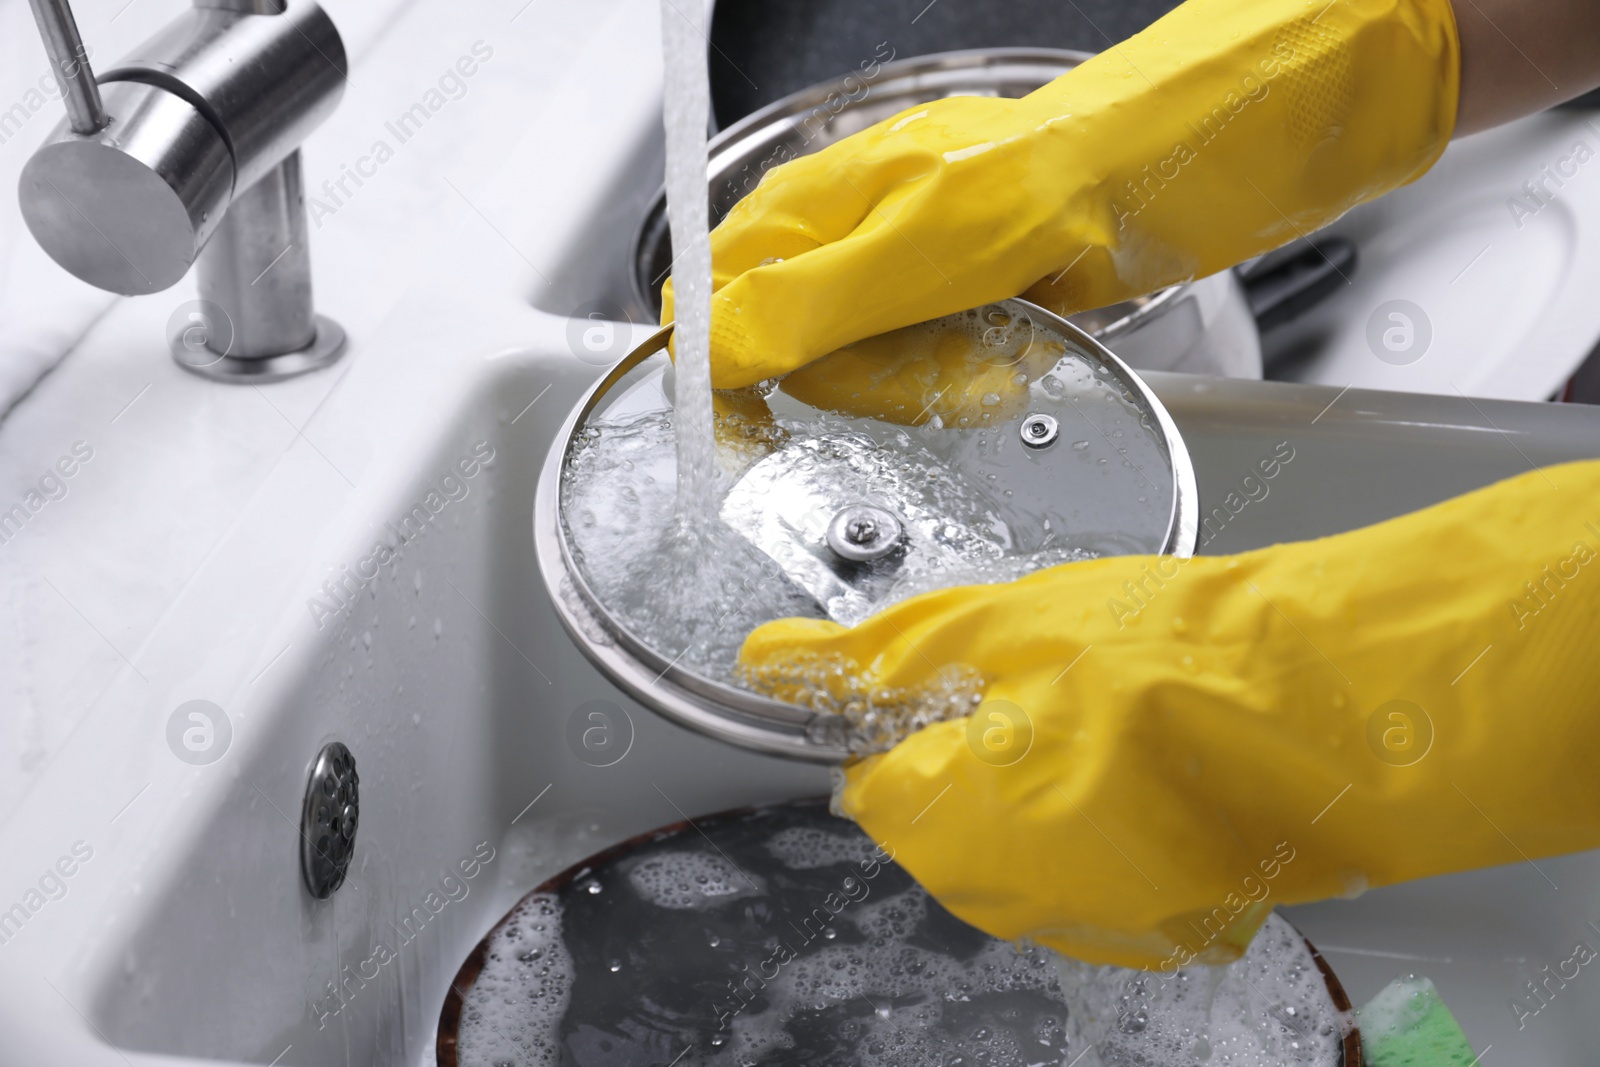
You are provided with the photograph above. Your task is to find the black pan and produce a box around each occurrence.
[439,799,1361,1066]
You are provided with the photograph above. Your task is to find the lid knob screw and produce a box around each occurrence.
[827,505,904,563]
[845,516,879,545]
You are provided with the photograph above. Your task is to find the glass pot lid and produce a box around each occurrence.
[534,299,1198,763]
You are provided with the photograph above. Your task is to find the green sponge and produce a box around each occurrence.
[1357,976,1478,1066]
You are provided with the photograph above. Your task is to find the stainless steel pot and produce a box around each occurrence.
[631,47,1265,379]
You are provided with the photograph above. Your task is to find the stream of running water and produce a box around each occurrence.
[659,0,717,509]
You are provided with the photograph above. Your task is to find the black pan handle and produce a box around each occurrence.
[1557,87,1600,110]
[1239,237,1358,333]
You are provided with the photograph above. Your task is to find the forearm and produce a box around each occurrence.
[1453,0,1600,135]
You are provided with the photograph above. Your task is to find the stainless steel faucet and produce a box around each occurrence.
[19,0,348,382]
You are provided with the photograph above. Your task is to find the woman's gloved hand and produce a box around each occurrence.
[669,0,1459,391]
[739,460,1600,970]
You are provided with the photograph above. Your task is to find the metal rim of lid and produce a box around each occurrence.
[628,46,1186,342]
[533,300,1199,763]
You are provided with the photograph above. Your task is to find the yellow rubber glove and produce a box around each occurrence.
[672,0,1459,390]
[780,307,1073,426]
[740,460,1600,970]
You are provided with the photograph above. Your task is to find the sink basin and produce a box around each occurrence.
[61,356,834,1066]
[4,342,1596,1065]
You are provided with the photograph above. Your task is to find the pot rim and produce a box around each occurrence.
[629,46,1190,337]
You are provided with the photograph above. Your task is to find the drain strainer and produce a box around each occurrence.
[300,741,358,899]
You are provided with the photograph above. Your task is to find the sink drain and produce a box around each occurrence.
[300,741,358,899]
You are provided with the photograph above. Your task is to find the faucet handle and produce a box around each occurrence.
[19,0,345,299]
[19,82,235,295]
[25,0,106,135]
[20,0,235,295]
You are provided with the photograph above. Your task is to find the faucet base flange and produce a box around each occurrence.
[173,313,347,383]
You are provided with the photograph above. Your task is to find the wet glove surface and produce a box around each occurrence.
[670,0,1460,390]
[740,459,1600,970]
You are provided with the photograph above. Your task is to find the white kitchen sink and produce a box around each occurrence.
[5,343,1597,1065]
[74,356,833,1065]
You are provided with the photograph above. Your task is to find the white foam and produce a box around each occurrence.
[765,826,885,870]
[626,850,764,910]
[849,883,929,942]
[455,827,1345,1067]
[1054,913,1349,1067]
[455,893,572,1067]
[722,884,1068,1067]
[1355,974,1434,1041]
